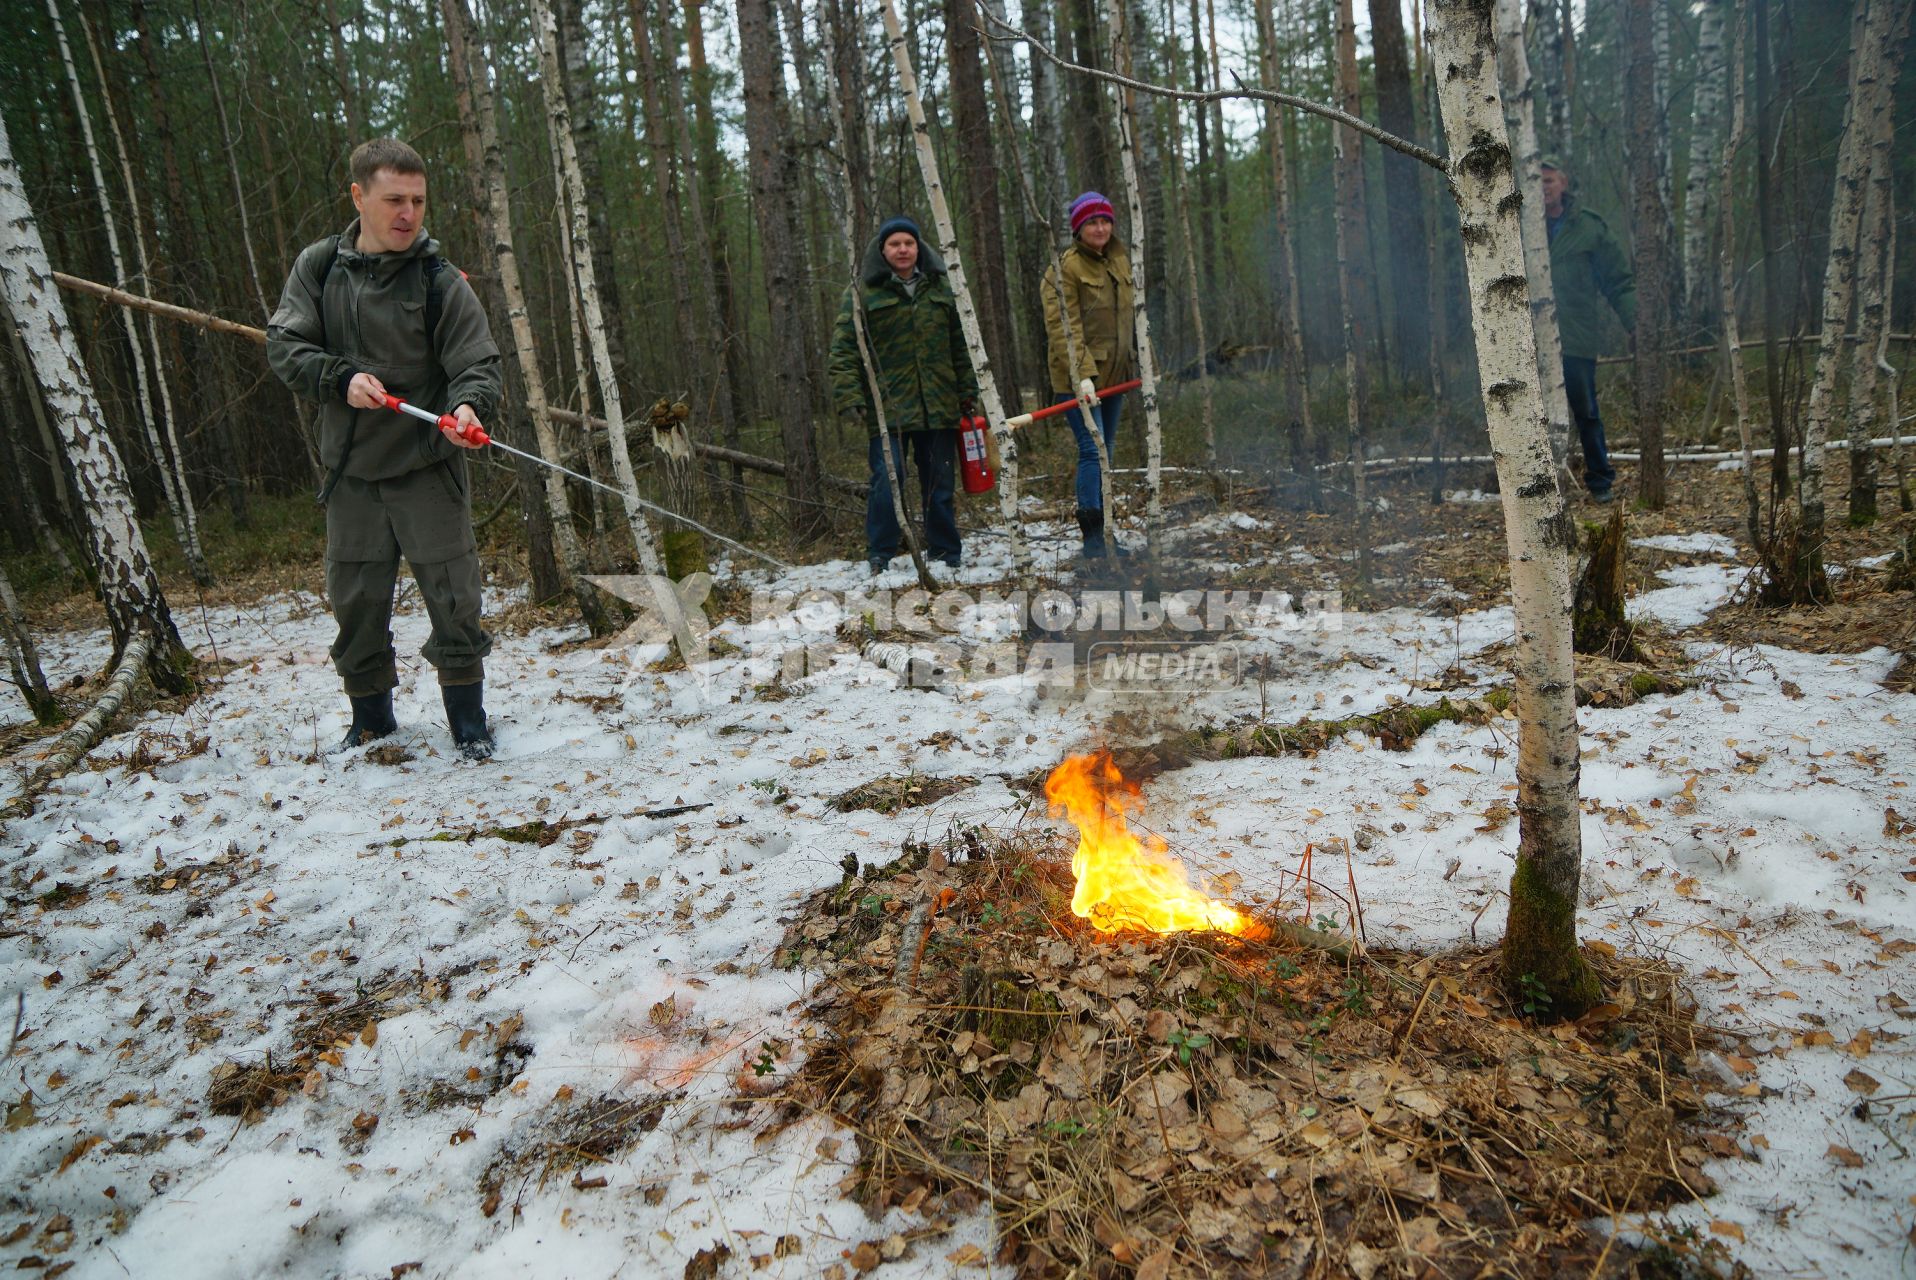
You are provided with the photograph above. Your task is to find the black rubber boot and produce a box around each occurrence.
[1076,507,1107,559]
[333,692,397,754]
[441,681,494,762]
[1076,508,1131,559]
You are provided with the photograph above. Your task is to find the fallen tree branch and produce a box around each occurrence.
[4,634,153,824]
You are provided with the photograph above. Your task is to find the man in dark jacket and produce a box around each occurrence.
[1542,157,1636,503]
[267,138,504,760]
[827,216,978,575]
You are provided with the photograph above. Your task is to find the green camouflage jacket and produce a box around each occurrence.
[1547,198,1637,361]
[828,232,978,435]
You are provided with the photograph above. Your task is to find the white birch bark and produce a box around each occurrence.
[819,3,934,591]
[49,0,209,587]
[1027,0,1071,218]
[1716,3,1759,548]
[1796,0,1909,596]
[1847,78,1896,527]
[1428,0,1594,1013]
[77,9,206,589]
[1163,5,1217,471]
[439,0,612,635]
[1102,0,1166,540]
[0,110,188,689]
[533,0,672,587]
[540,17,613,544]
[1492,0,1573,468]
[1528,0,1569,165]
[0,558,58,724]
[1333,0,1370,584]
[1681,0,1726,329]
[878,0,1030,579]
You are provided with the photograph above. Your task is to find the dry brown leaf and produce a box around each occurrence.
[1135,1246,1175,1280]
[848,1241,881,1272]
[55,1135,102,1175]
[944,1243,986,1267]
[1826,1143,1866,1168]
[1843,1069,1881,1097]
[1710,1221,1746,1243]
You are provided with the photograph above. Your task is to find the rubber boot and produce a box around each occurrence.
[333,692,397,754]
[1076,507,1107,559]
[1076,508,1131,559]
[442,681,494,762]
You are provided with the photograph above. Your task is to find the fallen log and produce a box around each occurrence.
[3,634,153,826]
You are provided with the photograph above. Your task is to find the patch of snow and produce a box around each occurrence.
[1631,532,1739,557]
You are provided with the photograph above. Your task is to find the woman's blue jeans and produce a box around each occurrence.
[1057,392,1126,510]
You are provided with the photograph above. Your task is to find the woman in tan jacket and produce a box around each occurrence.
[1041,192,1136,557]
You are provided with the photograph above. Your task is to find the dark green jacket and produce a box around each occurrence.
[1547,199,1636,360]
[828,232,978,435]
[267,221,502,482]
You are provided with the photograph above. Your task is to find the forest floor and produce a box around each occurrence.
[0,452,1912,1279]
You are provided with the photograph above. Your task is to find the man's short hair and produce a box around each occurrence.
[350,138,426,190]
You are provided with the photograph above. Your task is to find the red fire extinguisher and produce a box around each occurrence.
[957,415,995,494]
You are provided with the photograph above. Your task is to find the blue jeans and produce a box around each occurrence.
[1562,356,1614,496]
[1058,392,1126,510]
[866,430,960,564]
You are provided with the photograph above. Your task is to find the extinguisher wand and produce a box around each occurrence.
[1000,379,1143,429]
[379,395,788,569]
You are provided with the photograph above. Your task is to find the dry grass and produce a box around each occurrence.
[774,829,1744,1279]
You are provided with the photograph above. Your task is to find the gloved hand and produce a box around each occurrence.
[1078,378,1101,408]
[958,398,976,419]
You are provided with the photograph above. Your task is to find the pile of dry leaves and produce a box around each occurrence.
[776,832,1744,1279]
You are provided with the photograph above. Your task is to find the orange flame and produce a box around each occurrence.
[1044,752,1250,936]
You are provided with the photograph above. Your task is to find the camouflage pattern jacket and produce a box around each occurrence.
[828,232,979,436]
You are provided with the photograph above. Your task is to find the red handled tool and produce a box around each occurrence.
[376,394,788,568]
[1002,379,1142,429]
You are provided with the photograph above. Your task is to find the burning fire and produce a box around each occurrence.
[1045,752,1252,936]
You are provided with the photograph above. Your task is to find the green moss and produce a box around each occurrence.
[660,529,709,589]
[1629,671,1664,698]
[1500,856,1602,1020]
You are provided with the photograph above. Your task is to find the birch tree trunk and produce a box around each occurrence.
[1333,0,1371,585]
[737,0,830,543]
[1787,0,1910,602]
[0,558,60,725]
[542,120,610,544]
[1429,0,1597,1017]
[1163,7,1216,470]
[1753,0,1791,504]
[1102,0,1165,540]
[661,4,746,529]
[628,0,708,577]
[1716,4,1760,550]
[1680,0,1727,334]
[79,7,206,586]
[1256,0,1317,505]
[557,0,632,389]
[1529,0,1570,167]
[1625,0,1671,510]
[1846,42,1898,530]
[1492,0,1573,467]
[946,0,1022,404]
[533,0,667,578]
[440,0,610,634]
[879,0,1031,578]
[1028,0,1072,217]
[0,110,191,693]
[49,0,209,587]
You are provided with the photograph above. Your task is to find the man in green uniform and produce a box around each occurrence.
[268,138,504,760]
[828,215,978,575]
[1542,157,1636,503]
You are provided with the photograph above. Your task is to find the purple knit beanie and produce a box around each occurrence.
[1069,191,1116,234]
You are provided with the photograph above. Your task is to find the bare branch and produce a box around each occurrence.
[975,7,1445,171]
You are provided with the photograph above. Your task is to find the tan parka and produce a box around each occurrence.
[1041,237,1136,396]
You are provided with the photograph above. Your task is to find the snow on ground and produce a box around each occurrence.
[3,512,1911,1278]
[1632,532,1742,558]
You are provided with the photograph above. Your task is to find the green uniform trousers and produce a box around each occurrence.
[325,461,491,696]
